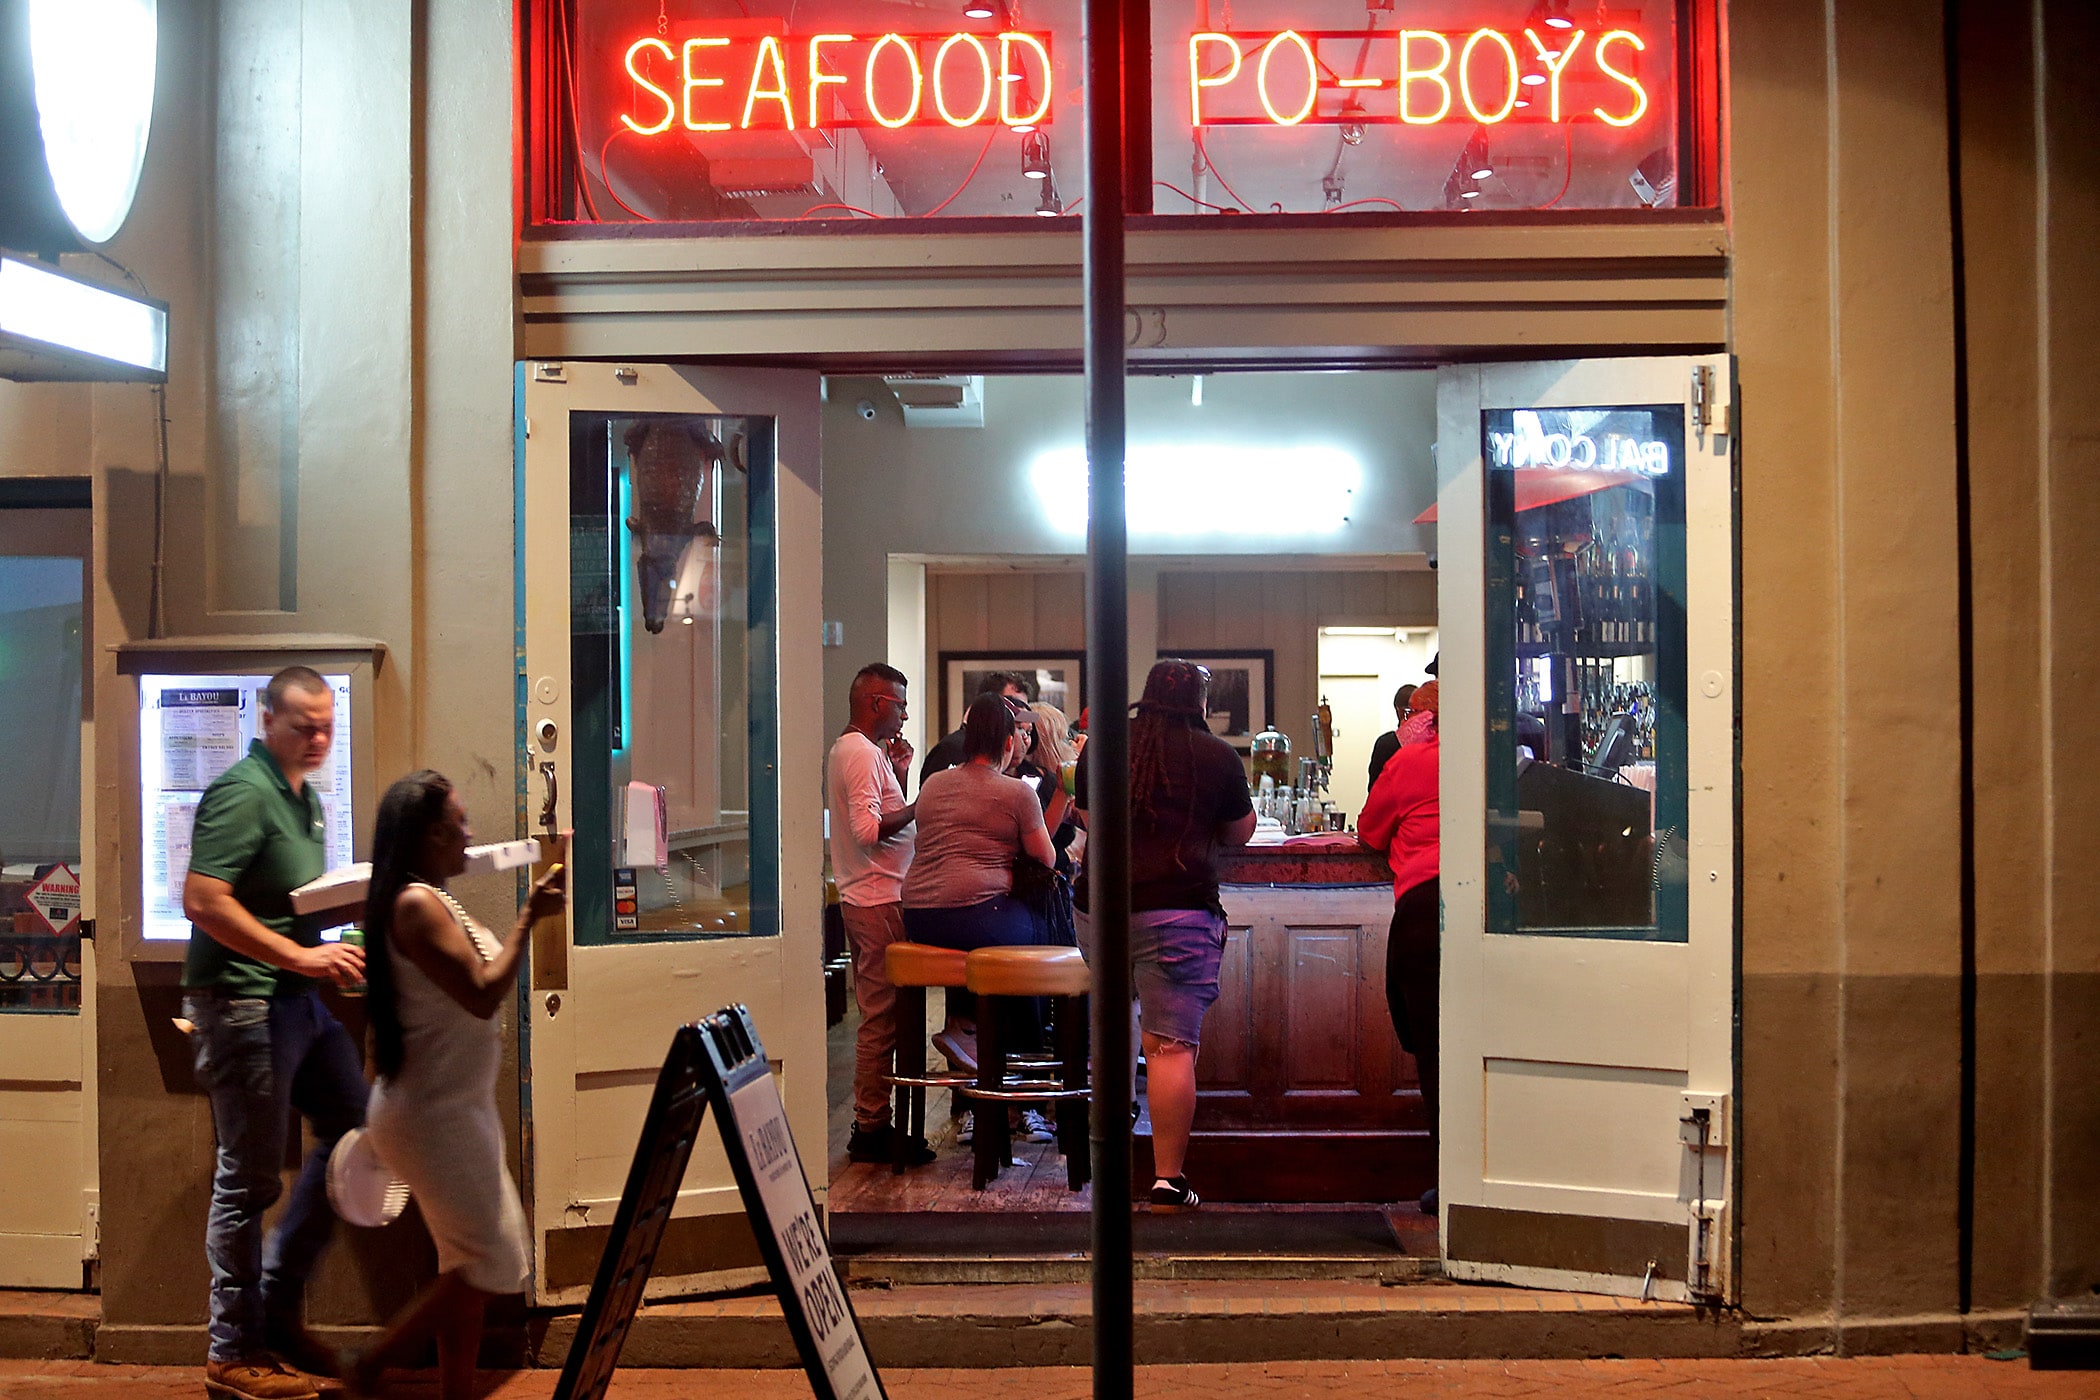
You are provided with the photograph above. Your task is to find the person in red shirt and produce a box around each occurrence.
[1356,679,1440,1214]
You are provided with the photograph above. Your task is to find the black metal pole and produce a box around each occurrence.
[1081,0,1132,1395]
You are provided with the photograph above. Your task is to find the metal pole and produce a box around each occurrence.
[1081,0,1132,1396]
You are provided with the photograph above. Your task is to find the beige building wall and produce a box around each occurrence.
[1732,0,2100,1345]
[0,0,519,1358]
[0,0,2093,1357]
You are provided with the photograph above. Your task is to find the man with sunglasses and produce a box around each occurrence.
[827,663,933,1164]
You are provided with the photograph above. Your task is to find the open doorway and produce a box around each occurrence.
[816,369,1440,1267]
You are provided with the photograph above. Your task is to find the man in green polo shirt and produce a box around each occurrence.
[181,667,367,1400]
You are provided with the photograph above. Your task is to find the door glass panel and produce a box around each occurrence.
[570,412,778,945]
[1483,405,1687,941]
[0,554,84,1010]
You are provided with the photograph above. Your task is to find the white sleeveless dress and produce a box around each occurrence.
[364,883,531,1294]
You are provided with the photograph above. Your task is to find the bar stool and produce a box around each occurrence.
[958,945,1091,1191]
[882,941,972,1175]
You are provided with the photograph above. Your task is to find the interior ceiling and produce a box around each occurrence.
[575,1,1676,222]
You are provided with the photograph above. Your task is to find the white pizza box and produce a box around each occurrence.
[290,839,542,915]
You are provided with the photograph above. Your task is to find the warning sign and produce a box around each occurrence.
[26,864,81,938]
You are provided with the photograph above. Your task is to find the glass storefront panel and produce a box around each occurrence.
[569,411,778,943]
[529,0,1695,224]
[0,555,84,1011]
[1483,405,1688,941]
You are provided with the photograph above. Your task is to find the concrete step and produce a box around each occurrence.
[529,1279,1735,1369]
[838,1250,1439,1285]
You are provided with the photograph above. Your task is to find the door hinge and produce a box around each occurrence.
[533,361,568,384]
[1690,364,1732,437]
[78,918,94,941]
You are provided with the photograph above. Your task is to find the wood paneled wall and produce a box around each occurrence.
[925,565,1434,752]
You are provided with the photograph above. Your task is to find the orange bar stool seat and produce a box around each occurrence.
[882,941,972,1175]
[957,946,1092,1191]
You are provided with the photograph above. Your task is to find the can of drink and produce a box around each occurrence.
[337,927,367,996]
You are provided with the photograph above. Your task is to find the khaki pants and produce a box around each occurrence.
[840,901,907,1130]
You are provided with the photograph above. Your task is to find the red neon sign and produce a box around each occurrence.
[615,23,1652,139]
[622,30,1053,134]
[1190,27,1651,129]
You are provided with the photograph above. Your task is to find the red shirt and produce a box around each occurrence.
[1357,735,1439,899]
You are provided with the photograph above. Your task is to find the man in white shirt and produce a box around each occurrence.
[826,663,931,1164]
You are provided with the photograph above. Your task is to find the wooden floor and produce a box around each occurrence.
[827,999,1093,1214]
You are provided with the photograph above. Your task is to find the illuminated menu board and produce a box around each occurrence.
[137,673,356,942]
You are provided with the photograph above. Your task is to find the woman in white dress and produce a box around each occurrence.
[348,771,563,1398]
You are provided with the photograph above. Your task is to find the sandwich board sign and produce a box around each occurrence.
[554,1006,883,1400]
[26,864,81,938]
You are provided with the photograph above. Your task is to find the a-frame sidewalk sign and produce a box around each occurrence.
[554,1006,886,1400]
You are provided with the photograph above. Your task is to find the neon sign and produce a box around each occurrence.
[1189,28,1650,129]
[621,30,1053,134]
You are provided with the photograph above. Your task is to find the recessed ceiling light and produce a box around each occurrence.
[964,2,997,18]
[1471,167,1493,180]
[1459,189,1482,199]
[1520,73,1547,87]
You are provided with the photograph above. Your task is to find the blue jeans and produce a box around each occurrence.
[184,988,368,1362]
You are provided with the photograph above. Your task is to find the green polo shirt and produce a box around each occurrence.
[181,740,329,997]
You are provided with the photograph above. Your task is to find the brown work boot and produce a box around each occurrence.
[204,1357,320,1400]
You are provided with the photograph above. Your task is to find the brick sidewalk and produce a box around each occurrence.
[1,1356,2084,1400]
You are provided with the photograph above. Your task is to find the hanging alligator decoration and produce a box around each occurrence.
[625,417,741,633]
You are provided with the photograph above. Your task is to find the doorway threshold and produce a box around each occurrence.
[832,1205,1439,1285]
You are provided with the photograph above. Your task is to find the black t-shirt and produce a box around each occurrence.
[918,727,967,787]
[1366,729,1402,790]
[1075,720,1254,915]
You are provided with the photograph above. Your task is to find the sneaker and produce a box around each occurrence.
[1148,1176,1201,1212]
[931,1027,978,1076]
[204,1358,320,1400]
[846,1122,935,1166]
[1020,1109,1058,1142]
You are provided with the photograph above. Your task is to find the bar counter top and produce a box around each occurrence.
[1217,838,1391,888]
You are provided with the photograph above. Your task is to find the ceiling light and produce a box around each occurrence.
[1034,181,1062,215]
[1020,131,1050,179]
[1520,72,1546,87]
[1514,97,1532,108]
[1544,0,1575,29]
[1459,189,1482,199]
[1471,167,1494,181]
[963,2,997,17]
[19,0,158,248]
[1029,443,1361,538]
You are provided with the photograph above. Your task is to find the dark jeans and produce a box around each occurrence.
[1385,878,1441,1168]
[184,988,369,1362]
[904,894,1046,1048]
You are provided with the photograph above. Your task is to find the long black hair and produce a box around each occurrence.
[1130,659,1211,854]
[363,770,455,1079]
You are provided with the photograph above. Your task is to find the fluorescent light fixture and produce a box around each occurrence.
[1322,626,1400,637]
[0,256,166,373]
[1028,442,1360,538]
[30,0,158,244]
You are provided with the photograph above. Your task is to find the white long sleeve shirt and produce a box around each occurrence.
[826,730,914,907]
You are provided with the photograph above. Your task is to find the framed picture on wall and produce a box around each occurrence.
[1160,649,1273,749]
[939,652,1086,734]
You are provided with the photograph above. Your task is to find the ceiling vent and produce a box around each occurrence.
[881,374,983,429]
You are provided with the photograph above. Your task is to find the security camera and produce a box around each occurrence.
[856,399,877,421]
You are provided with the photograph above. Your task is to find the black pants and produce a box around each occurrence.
[1385,878,1441,1164]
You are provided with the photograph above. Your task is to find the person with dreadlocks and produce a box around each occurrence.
[1074,658,1257,1211]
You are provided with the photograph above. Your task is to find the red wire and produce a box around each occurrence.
[921,133,998,217]
[1535,124,1577,210]
[1153,179,1236,214]
[597,126,654,222]
[1324,198,1406,213]
[796,203,886,219]
[1192,132,1253,211]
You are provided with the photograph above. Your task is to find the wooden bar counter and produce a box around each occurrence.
[1134,839,1435,1204]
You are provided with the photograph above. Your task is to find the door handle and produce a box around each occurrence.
[538,762,559,838]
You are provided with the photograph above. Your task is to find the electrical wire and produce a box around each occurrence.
[555,2,604,222]
[1152,179,1236,214]
[597,127,655,221]
[1323,198,1406,213]
[1534,123,1577,209]
[795,203,886,219]
[920,133,997,217]
[1189,134,1252,211]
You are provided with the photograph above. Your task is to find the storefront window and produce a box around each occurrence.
[1483,405,1687,941]
[526,1,1699,224]
[0,555,84,1011]
[569,412,778,943]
